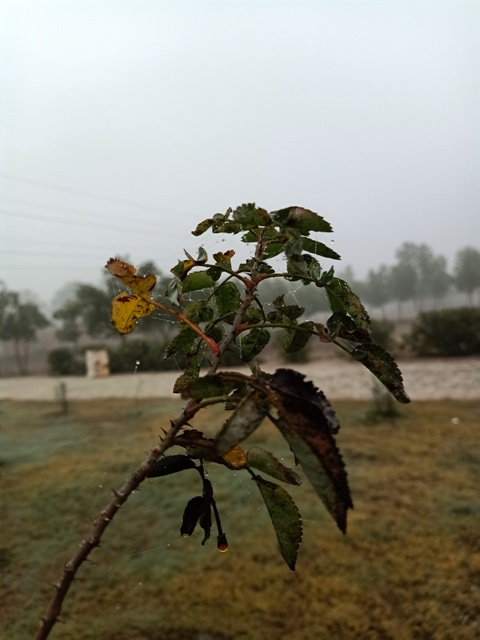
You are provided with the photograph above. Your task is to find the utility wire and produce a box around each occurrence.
[0,171,185,215]
[0,209,174,236]
[0,196,178,224]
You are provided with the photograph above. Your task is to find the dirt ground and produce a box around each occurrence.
[1,357,479,401]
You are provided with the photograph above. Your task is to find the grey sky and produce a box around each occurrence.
[1,0,478,307]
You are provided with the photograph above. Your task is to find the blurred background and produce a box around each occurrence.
[1,0,479,376]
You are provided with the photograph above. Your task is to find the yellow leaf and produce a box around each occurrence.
[222,445,248,469]
[106,258,157,295]
[111,293,155,334]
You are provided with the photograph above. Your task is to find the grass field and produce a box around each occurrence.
[1,397,479,640]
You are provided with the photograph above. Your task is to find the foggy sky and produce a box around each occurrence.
[1,0,479,308]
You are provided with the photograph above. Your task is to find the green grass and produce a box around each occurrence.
[1,397,480,639]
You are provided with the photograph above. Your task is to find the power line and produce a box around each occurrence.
[0,171,185,215]
[2,249,113,259]
[0,209,166,236]
[0,196,178,225]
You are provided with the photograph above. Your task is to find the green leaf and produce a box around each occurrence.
[263,241,285,259]
[182,271,214,293]
[303,254,322,280]
[254,476,303,571]
[214,281,241,315]
[350,344,411,404]
[267,369,350,532]
[271,207,333,234]
[192,218,215,237]
[206,266,222,282]
[238,258,274,275]
[164,327,199,358]
[318,266,335,286]
[243,307,263,324]
[183,300,215,324]
[204,322,224,343]
[272,295,304,320]
[302,237,341,260]
[216,390,269,455]
[186,374,238,402]
[240,327,270,362]
[325,277,371,332]
[327,312,372,344]
[232,203,271,229]
[172,353,202,393]
[282,321,314,353]
[284,237,303,259]
[286,255,308,277]
[213,220,242,234]
[247,446,301,486]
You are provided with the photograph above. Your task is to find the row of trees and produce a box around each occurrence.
[345,243,480,316]
[1,244,479,375]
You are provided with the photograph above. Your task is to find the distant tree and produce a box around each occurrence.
[454,247,480,305]
[53,300,82,348]
[427,255,451,307]
[394,242,449,310]
[363,265,391,315]
[0,284,49,375]
[389,262,417,318]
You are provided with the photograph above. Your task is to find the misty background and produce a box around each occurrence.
[1,0,479,309]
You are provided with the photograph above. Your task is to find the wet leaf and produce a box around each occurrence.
[106,258,157,295]
[110,293,155,334]
[267,369,350,532]
[148,455,196,478]
[325,277,371,332]
[327,312,372,343]
[271,207,333,234]
[254,476,303,570]
[204,322,224,343]
[216,390,269,455]
[263,241,286,259]
[282,321,314,353]
[164,327,199,357]
[272,295,304,320]
[172,353,202,393]
[214,281,241,315]
[181,496,208,536]
[184,300,215,324]
[232,203,270,228]
[192,218,215,237]
[186,374,238,402]
[243,307,263,324]
[247,447,302,486]
[240,328,270,362]
[351,344,411,403]
[182,271,214,293]
[302,237,341,260]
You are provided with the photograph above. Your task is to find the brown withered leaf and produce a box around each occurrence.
[266,368,352,533]
[106,258,157,295]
